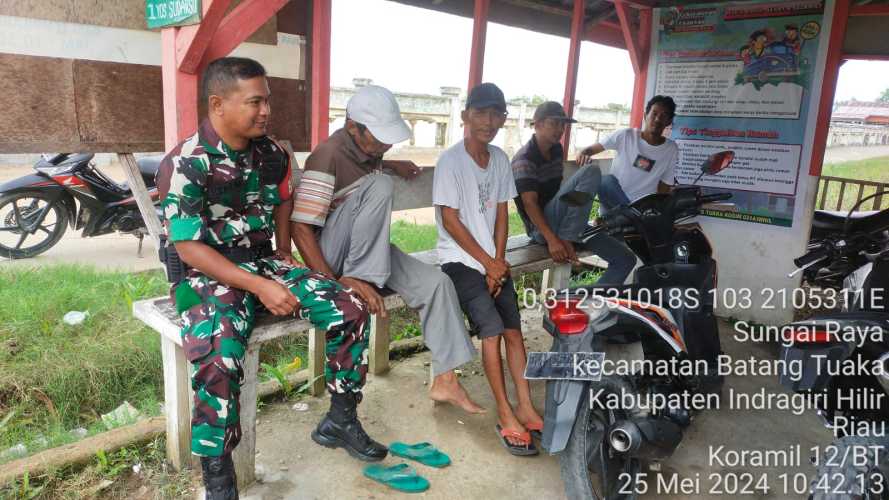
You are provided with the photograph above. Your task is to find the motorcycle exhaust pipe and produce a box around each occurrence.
[608,417,682,460]
[609,425,640,453]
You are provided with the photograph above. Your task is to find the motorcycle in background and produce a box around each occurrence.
[0,153,162,259]
[779,196,889,499]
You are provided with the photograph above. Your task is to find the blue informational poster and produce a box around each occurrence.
[652,1,826,226]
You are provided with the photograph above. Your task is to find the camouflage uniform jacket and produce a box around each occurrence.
[156,119,293,248]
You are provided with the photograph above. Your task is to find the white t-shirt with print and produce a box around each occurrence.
[601,128,678,203]
[433,140,518,274]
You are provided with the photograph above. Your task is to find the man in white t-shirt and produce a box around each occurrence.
[576,95,678,210]
[434,83,543,456]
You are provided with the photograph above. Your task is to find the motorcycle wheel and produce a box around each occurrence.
[560,384,641,500]
[0,191,69,259]
[810,435,889,500]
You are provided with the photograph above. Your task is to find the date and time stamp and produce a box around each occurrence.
[618,444,886,497]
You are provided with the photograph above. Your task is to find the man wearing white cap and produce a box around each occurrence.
[291,86,484,452]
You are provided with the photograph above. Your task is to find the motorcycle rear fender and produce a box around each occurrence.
[0,177,77,230]
[542,378,588,454]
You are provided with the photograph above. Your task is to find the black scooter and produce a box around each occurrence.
[779,200,889,499]
[536,154,733,499]
[0,153,162,259]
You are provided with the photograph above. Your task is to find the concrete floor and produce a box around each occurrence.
[239,311,832,500]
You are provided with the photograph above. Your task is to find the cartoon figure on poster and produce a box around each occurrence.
[738,21,820,86]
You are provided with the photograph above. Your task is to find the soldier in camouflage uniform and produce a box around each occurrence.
[156,57,386,500]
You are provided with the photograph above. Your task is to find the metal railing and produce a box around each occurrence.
[817,175,889,212]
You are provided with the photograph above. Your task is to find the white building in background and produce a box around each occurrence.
[828,101,889,146]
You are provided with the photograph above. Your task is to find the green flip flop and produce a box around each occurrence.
[363,463,430,493]
[389,442,452,468]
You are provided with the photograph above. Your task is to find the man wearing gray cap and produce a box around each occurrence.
[511,101,636,285]
[291,86,484,457]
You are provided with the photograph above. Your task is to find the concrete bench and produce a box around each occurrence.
[131,164,604,487]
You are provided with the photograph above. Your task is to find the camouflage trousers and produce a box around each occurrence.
[172,257,370,457]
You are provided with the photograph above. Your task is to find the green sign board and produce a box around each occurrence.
[146,0,202,29]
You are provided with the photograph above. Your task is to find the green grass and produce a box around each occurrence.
[822,155,889,183]
[0,266,169,462]
[0,435,193,500]
[819,156,889,211]
[0,264,310,464]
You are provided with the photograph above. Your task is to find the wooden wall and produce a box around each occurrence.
[0,0,310,154]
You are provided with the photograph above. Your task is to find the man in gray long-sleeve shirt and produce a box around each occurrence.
[290,85,485,423]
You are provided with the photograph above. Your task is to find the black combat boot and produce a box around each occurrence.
[311,392,388,461]
[200,454,238,500]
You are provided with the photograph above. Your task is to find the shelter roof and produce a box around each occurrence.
[389,0,889,58]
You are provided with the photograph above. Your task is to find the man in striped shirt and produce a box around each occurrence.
[291,85,485,420]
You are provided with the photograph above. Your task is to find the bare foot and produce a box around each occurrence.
[515,402,543,430]
[429,372,486,414]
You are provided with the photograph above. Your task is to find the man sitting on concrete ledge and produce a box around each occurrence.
[290,84,485,415]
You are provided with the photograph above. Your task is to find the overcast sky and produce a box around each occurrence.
[330,0,889,106]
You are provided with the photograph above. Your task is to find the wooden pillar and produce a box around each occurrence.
[160,337,192,470]
[162,29,200,150]
[311,0,332,149]
[562,0,585,154]
[809,0,851,176]
[369,314,391,375]
[233,346,259,488]
[118,153,163,251]
[467,0,490,92]
[615,1,652,129]
[308,328,327,396]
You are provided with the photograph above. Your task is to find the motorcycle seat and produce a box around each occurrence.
[812,209,889,234]
[115,156,163,191]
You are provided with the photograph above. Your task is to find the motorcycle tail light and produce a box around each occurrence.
[547,299,589,335]
[784,329,831,344]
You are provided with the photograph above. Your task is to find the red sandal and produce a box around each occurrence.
[495,425,539,456]
[525,421,544,440]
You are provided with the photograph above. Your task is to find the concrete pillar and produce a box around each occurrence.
[441,86,462,146]
[504,122,517,153]
[435,122,447,147]
[408,119,417,146]
[517,98,528,145]
[569,124,579,158]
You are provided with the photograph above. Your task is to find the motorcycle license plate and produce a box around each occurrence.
[524,352,605,381]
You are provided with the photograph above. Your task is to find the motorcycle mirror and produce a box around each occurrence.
[700,150,735,175]
[692,150,735,185]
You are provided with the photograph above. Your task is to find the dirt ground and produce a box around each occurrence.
[231,313,831,500]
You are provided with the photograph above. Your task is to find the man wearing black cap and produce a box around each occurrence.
[434,83,543,456]
[511,101,637,285]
